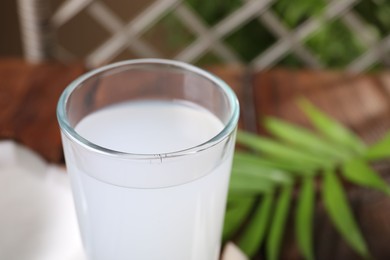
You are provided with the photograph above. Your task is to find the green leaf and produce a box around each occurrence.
[365,131,390,161]
[274,0,325,26]
[298,99,366,154]
[238,193,273,257]
[229,169,275,194]
[267,185,293,260]
[223,197,255,240]
[264,117,350,160]
[234,151,315,174]
[296,178,315,260]
[343,158,390,195]
[237,131,328,169]
[322,169,370,258]
[233,158,293,185]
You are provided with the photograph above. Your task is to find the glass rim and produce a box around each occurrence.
[57,59,239,160]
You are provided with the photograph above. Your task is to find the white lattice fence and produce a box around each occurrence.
[18,0,390,72]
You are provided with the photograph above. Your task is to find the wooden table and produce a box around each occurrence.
[2,58,390,260]
[0,59,84,162]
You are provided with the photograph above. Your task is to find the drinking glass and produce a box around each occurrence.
[57,59,239,260]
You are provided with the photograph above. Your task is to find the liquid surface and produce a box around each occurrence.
[75,100,223,154]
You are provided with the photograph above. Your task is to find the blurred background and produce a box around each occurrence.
[2,1,390,260]
[1,0,389,71]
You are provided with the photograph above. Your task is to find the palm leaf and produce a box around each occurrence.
[229,169,275,194]
[296,177,315,260]
[233,159,292,185]
[238,193,273,257]
[223,197,255,240]
[343,158,390,195]
[322,169,370,258]
[228,100,390,259]
[365,132,390,161]
[264,116,350,160]
[298,99,366,154]
[267,185,293,260]
[234,151,315,174]
[237,131,328,169]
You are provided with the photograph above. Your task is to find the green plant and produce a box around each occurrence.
[182,0,390,69]
[223,99,390,259]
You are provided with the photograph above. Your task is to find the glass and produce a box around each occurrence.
[57,59,239,260]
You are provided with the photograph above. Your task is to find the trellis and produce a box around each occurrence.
[17,0,390,72]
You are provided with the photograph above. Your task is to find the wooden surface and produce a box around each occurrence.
[2,59,390,259]
[208,66,390,144]
[2,60,390,162]
[0,59,85,162]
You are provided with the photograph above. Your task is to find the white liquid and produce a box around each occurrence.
[62,101,235,260]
